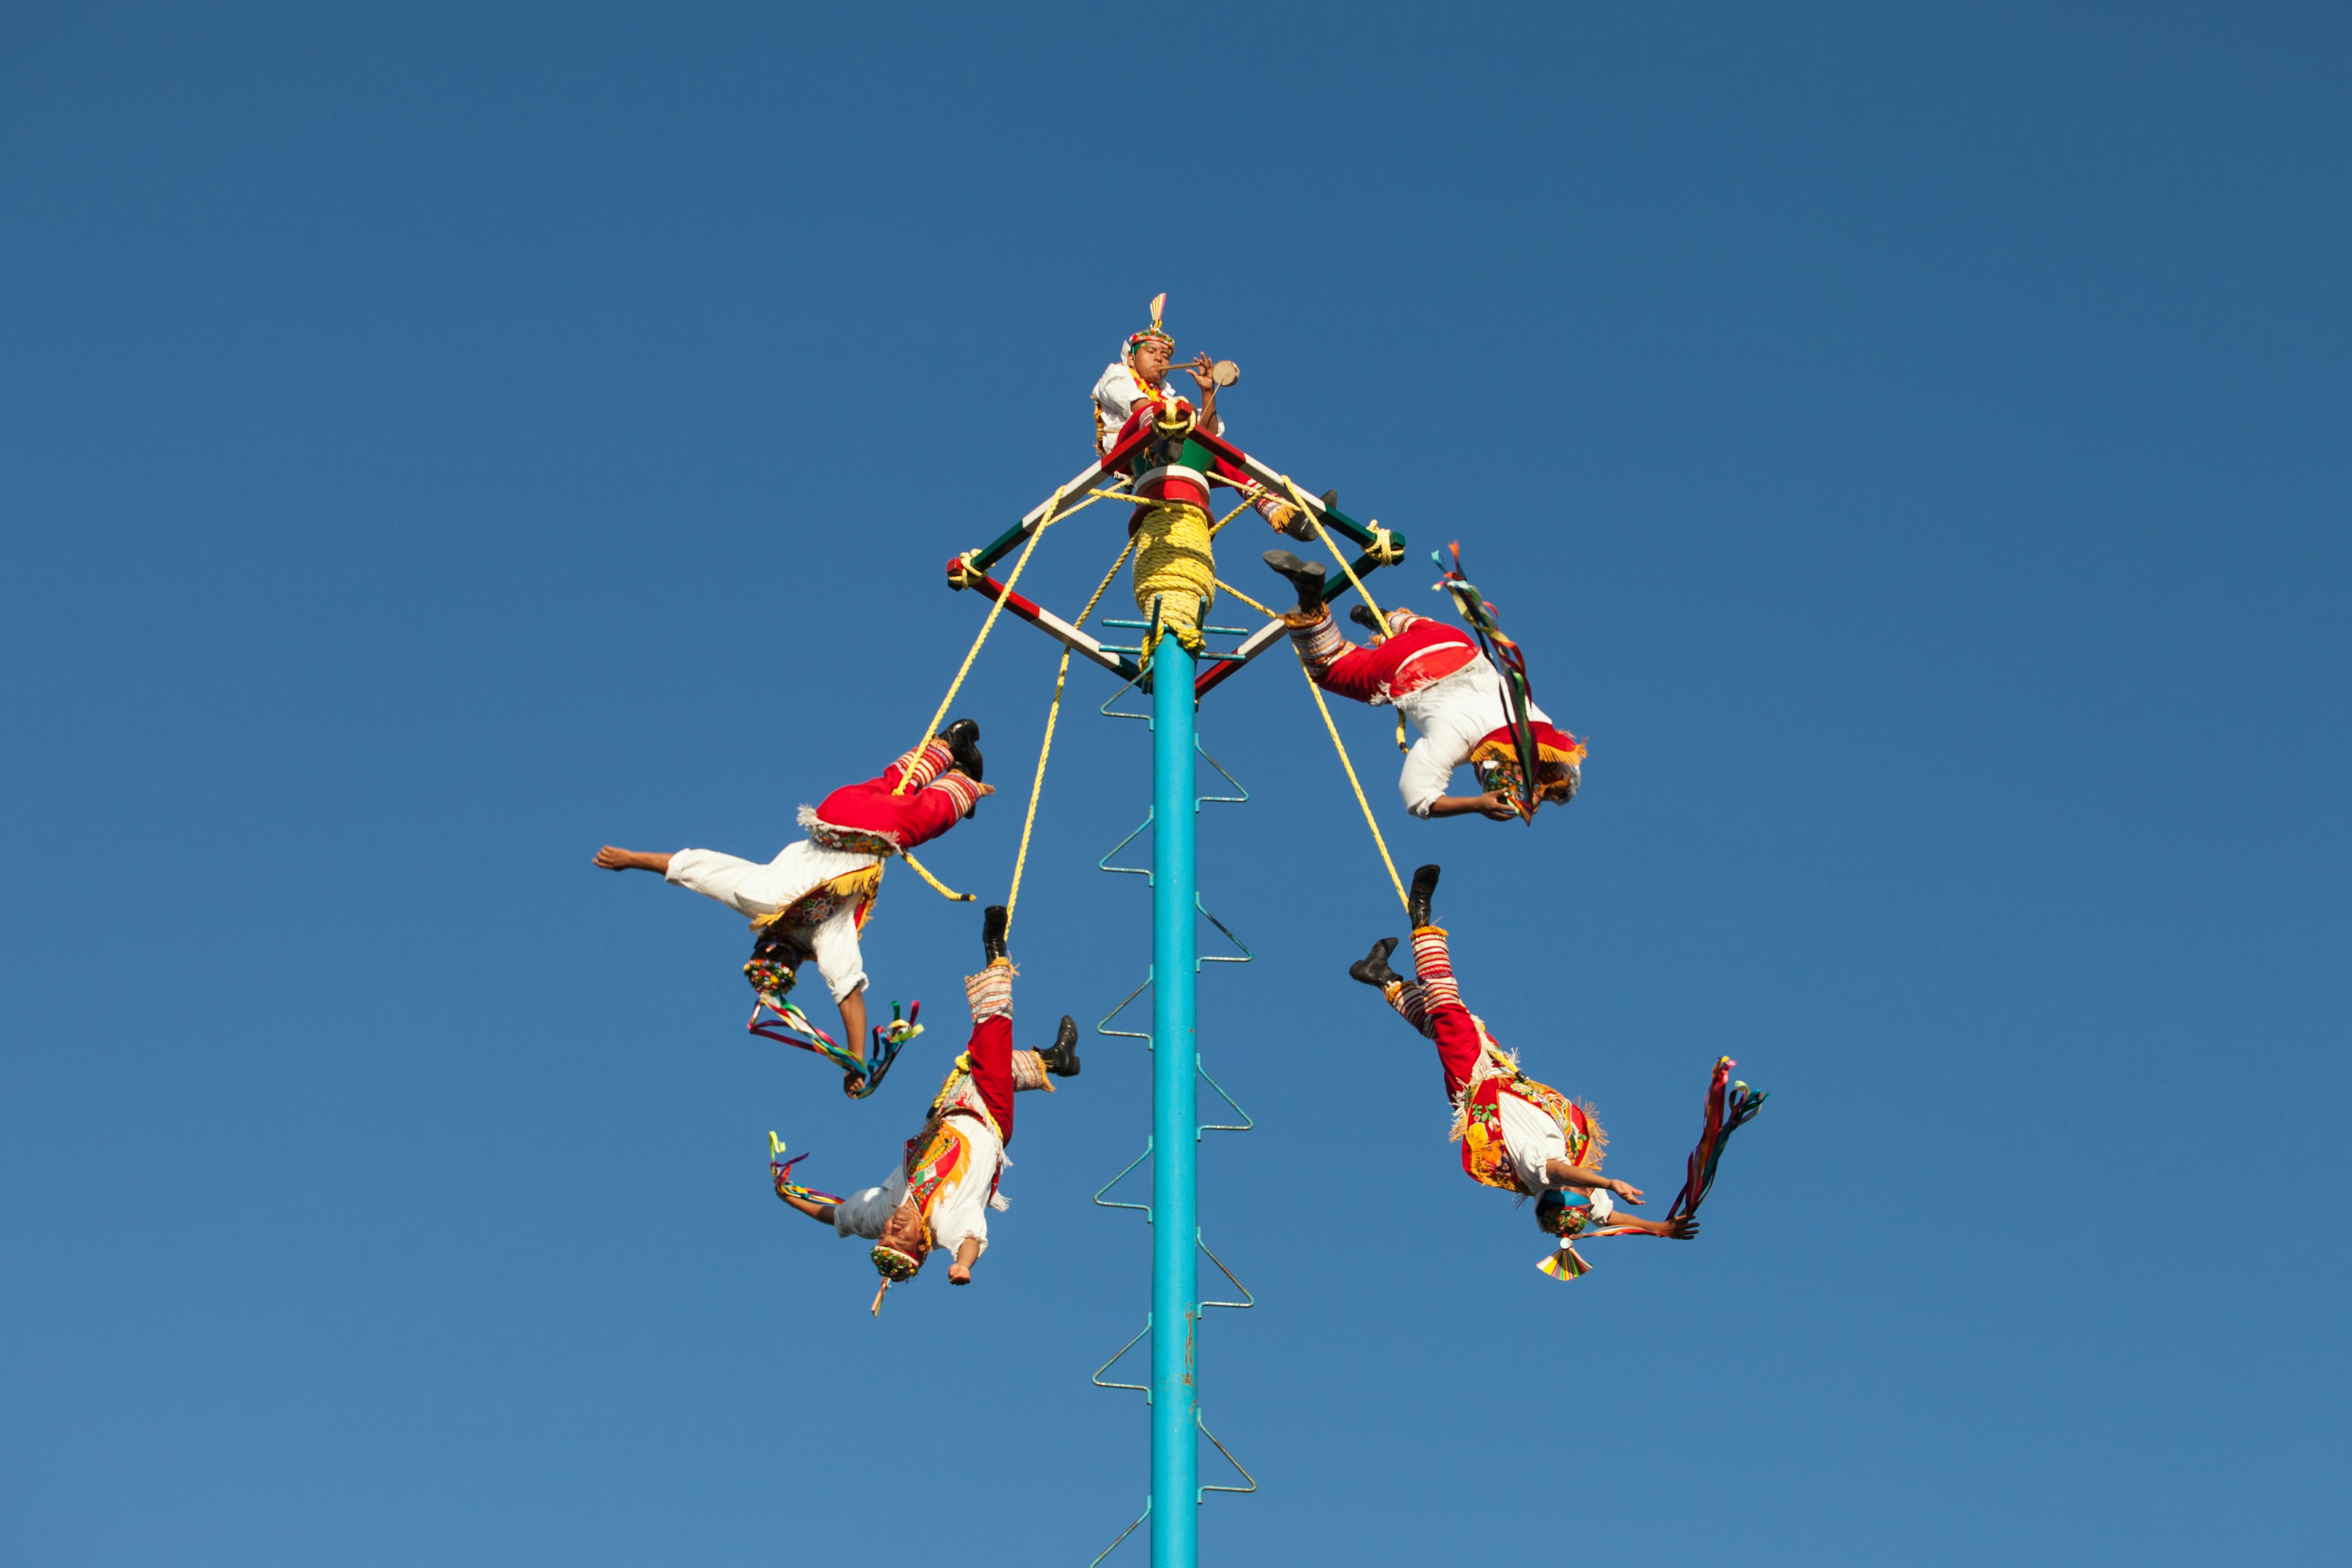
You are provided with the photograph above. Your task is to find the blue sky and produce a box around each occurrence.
[3,3,2345,1562]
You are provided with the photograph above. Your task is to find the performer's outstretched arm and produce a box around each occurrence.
[837,987,869,1086]
[805,908,872,1088]
[1542,1163,1699,1238]
[774,1189,837,1227]
[1426,791,1518,821]
[1183,354,1220,431]
[948,1235,981,1285]
[1608,1212,1700,1239]
[1544,1160,1644,1200]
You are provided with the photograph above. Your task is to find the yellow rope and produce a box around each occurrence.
[1207,491,1262,537]
[899,851,972,902]
[1300,658,1409,911]
[1275,473,1392,636]
[1213,577,1278,619]
[899,484,1068,795]
[1045,488,1124,521]
[880,484,1084,903]
[1268,473,1417,757]
[1005,535,1137,937]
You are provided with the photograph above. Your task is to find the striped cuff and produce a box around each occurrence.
[963,958,1016,1023]
[1409,926,1460,1011]
[1284,608,1349,672]
[1010,1049,1056,1093]
[894,739,954,791]
[927,769,983,816]
[1385,979,1436,1040]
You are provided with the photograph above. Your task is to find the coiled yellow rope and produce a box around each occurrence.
[1005,534,1139,937]
[1131,500,1216,653]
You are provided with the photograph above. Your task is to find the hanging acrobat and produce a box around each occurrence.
[769,905,1082,1314]
[1259,545,1586,823]
[593,723,992,1096]
[1348,864,1766,1278]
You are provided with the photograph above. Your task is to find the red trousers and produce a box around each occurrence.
[961,1015,1017,1144]
[1386,927,1485,1104]
[810,741,980,854]
[1427,1000,1485,1105]
[1316,614,1482,705]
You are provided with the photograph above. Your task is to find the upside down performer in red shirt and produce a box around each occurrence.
[1351,864,1697,1279]
[769,904,1081,1313]
[1259,552,1586,822]
[592,722,993,1087]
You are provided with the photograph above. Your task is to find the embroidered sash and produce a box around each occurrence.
[1457,1057,1603,1195]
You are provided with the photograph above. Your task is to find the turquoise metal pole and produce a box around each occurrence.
[1149,639,1199,1568]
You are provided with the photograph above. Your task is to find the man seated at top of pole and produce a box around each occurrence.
[1092,294,1313,540]
[1091,294,1316,654]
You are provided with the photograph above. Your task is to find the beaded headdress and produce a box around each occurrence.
[1537,1189,1596,1238]
[1534,1190,1596,1280]
[869,1242,923,1316]
[870,1242,923,1280]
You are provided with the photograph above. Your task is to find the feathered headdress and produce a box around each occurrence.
[1125,292,1174,356]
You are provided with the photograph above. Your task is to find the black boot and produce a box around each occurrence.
[981,903,1009,964]
[1276,489,1332,542]
[1262,549,1327,613]
[1037,1014,1082,1077]
[1349,936,1400,989]
[1349,603,1390,635]
[937,717,984,783]
[1408,864,1441,930]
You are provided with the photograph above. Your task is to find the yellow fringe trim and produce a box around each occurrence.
[748,862,884,932]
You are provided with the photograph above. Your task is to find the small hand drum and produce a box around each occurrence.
[1210,359,1240,387]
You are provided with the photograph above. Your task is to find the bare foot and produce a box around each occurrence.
[595,846,672,873]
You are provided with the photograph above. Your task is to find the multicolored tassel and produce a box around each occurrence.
[1431,543,1542,823]
[1666,1055,1768,1224]
[747,996,922,1099]
[1536,1243,1591,1281]
[767,1134,844,1207]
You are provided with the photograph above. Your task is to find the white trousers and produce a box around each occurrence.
[665,843,872,1004]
